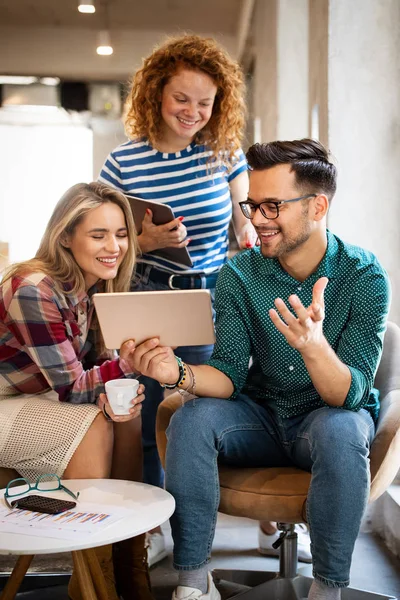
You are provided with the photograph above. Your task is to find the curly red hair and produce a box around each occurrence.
[124,34,246,163]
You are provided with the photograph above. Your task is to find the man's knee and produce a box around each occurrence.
[166,397,223,442]
[308,408,373,464]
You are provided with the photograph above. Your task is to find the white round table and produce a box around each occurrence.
[0,479,175,600]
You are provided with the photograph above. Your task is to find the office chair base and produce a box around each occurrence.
[212,570,396,600]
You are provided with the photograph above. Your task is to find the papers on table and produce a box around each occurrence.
[0,502,131,540]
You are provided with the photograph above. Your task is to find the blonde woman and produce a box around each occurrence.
[0,182,151,600]
[99,36,257,564]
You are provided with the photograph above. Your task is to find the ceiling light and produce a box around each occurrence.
[39,77,60,86]
[78,0,95,13]
[96,31,113,56]
[0,76,38,85]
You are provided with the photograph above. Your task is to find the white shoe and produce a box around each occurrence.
[258,523,312,563]
[172,572,221,600]
[146,531,168,567]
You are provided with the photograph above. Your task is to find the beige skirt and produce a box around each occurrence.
[0,390,100,481]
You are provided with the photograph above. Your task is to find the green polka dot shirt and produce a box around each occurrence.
[206,231,391,423]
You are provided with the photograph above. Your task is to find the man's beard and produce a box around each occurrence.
[258,211,312,259]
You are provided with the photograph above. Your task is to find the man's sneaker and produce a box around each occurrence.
[172,572,221,600]
[258,523,312,563]
[146,531,168,567]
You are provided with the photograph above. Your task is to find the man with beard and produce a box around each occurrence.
[130,139,391,600]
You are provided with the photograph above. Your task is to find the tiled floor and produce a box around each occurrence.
[1,513,399,599]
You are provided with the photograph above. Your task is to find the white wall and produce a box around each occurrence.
[328,0,400,324]
[91,116,126,179]
[0,108,93,262]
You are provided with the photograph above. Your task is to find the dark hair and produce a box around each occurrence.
[246,138,337,201]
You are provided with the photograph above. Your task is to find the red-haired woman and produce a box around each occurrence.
[99,34,256,566]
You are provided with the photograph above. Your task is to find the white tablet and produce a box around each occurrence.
[126,195,193,268]
[93,290,215,350]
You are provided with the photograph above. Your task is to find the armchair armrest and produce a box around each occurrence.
[370,388,400,502]
[156,392,183,469]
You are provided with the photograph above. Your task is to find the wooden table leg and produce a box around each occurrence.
[82,548,109,600]
[0,554,34,600]
[72,550,97,600]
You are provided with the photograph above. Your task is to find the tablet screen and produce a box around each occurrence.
[93,290,215,349]
[126,196,193,268]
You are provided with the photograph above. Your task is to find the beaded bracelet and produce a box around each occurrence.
[185,363,197,396]
[177,362,197,405]
[160,356,186,389]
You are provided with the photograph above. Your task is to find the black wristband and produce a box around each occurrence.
[161,356,185,389]
[102,404,112,422]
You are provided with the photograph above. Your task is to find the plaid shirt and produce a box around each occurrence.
[0,272,134,403]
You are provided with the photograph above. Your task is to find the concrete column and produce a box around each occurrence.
[253,0,278,143]
[277,0,309,140]
[328,0,400,324]
[251,0,309,145]
[309,0,329,147]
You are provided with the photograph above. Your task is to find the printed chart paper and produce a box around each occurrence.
[0,502,131,540]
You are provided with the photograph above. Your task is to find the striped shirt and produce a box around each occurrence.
[207,231,391,422]
[0,272,134,403]
[99,139,247,274]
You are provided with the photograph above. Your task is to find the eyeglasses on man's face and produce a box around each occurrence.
[4,474,79,509]
[239,194,317,221]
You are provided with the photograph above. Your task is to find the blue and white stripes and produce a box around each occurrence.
[99,139,247,274]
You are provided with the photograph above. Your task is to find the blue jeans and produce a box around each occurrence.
[165,394,375,588]
[133,268,215,487]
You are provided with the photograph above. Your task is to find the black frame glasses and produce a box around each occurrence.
[4,474,80,509]
[239,194,317,220]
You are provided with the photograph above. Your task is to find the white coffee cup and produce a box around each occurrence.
[105,379,140,415]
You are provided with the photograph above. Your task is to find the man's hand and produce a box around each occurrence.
[122,338,179,385]
[269,277,328,352]
[138,209,190,253]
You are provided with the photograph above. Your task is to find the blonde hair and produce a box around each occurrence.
[3,182,138,355]
[3,182,137,295]
[125,34,246,163]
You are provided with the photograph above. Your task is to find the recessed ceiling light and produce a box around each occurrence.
[0,76,38,85]
[96,31,113,56]
[78,0,96,13]
[40,77,60,86]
